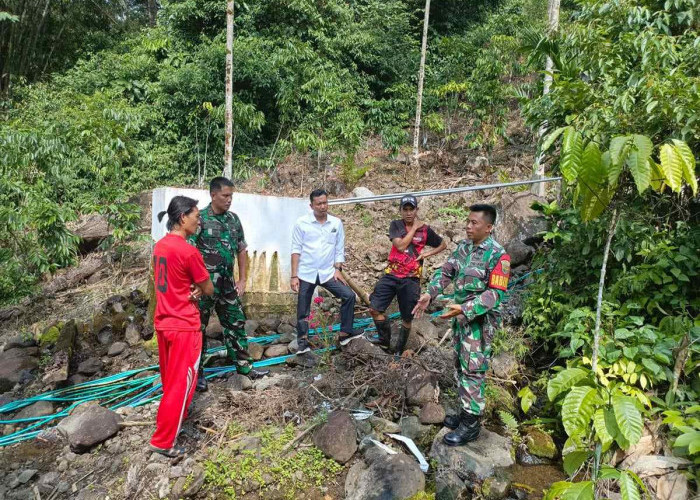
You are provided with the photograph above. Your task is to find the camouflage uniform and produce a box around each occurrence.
[426,236,510,415]
[189,204,252,375]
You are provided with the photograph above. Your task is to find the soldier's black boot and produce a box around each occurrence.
[196,370,208,392]
[394,325,410,355]
[443,413,460,429]
[368,320,391,349]
[443,411,480,446]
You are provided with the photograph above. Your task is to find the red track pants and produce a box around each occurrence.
[150,330,201,449]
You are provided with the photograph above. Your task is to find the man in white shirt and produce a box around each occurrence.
[291,189,360,353]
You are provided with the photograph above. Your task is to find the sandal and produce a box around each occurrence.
[149,444,187,458]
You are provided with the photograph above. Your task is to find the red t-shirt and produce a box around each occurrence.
[152,233,210,331]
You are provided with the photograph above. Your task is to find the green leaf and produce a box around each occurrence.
[593,408,617,451]
[518,386,537,414]
[547,368,589,401]
[608,136,631,185]
[563,450,591,476]
[545,481,594,500]
[561,127,583,182]
[598,466,621,480]
[541,126,568,152]
[671,139,698,195]
[649,159,666,192]
[659,143,683,192]
[562,386,598,437]
[627,135,653,193]
[619,471,641,500]
[673,431,700,449]
[579,141,604,185]
[612,394,643,445]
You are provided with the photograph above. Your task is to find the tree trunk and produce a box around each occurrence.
[223,0,234,179]
[147,0,158,27]
[531,0,560,197]
[411,0,431,169]
[591,208,618,375]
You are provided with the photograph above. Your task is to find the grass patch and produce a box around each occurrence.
[203,424,343,499]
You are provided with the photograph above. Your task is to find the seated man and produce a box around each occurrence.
[368,195,446,354]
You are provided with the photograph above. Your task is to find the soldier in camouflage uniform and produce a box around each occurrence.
[190,177,269,391]
[413,204,510,446]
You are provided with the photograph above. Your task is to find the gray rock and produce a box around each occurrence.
[77,357,103,375]
[430,427,514,483]
[244,320,260,336]
[15,469,37,485]
[259,317,281,332]
[313,411,358,464]
[277,323,296,336]
[155,476,170,499]
[354,419,373,441]
[406,367,438,406]
[345,454,425,500]
[490,353,519,380]
[342,337,385,358]
[248,342,265,361]
[472,156,489,169]
[370,416,401,434]
[400,416,430,441]
[277,331,296,343]
[420,402,446,424]
[435,469,467,500]
[57,481,69,493]
[57,403,121,453]
[288,339,299,354]
[170,466,204,498]
[0,348,39,392]
[482,476,511,500]
[230,436,262,453]
[14,401,54,420]
[125,322,141,346]
[205,315,223,337]
[108,342,128,357]
[412,317,440,340]
[4,335,37,350]
[504,239,535,267]
[352,187,375,200]
[253,373,295,391]
[37,471,60,493]
[264,344,289,358]
[226,374,252,392]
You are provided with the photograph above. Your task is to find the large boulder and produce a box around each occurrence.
[57,403,121,453]
[406,367,438,406]
[313,410,357,464]
[345,454,425,500]
[343,337,385,358]
[0,347,39,392]
[430,427,514,484]
[491,193,547,246]
[504,239,535,267]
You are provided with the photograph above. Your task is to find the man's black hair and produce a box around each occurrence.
[469,204,497,224]
[210,176,234,193]
[158,196,199,231]
[309,188,328,203]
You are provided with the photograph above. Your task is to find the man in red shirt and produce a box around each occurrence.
[367,195,446,354]
[150,196,213,457]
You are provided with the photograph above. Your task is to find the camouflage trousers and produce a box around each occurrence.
[452,314,497,416]
[199,289,252,375]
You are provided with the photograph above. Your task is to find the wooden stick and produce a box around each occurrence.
[281,422,321,454]
[341,270,371,306]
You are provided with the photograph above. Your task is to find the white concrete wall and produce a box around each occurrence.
[151,188,311,287]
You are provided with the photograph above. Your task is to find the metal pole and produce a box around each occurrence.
[328,177,562,205]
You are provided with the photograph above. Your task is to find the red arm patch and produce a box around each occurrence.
[488,254,510,291]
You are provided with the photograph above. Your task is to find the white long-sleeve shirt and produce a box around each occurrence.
[291,213,346,284]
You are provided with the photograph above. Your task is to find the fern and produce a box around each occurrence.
[659,143,683,192]
[612,394,643,445]
[498,410,519,435]
[560,127,583,182]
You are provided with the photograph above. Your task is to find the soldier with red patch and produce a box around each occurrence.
[413,204,510,446]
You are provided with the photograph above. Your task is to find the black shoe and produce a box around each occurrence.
[443,413,460,429]
[297,337,311,354]
[196,371,208,392]
[394,325,410,355]
[443,412,480,446]
[247,369,270,380]
[368,320,391,349]
[339,328,364,346]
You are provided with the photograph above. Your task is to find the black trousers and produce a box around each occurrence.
[296,277,356,339]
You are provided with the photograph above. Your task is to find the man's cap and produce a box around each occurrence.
[400,195,418,208]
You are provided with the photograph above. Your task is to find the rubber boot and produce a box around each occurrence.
[394,325,410,355]
[368,320,391,349]
[443,411,480,446]
[443,413,460,429]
